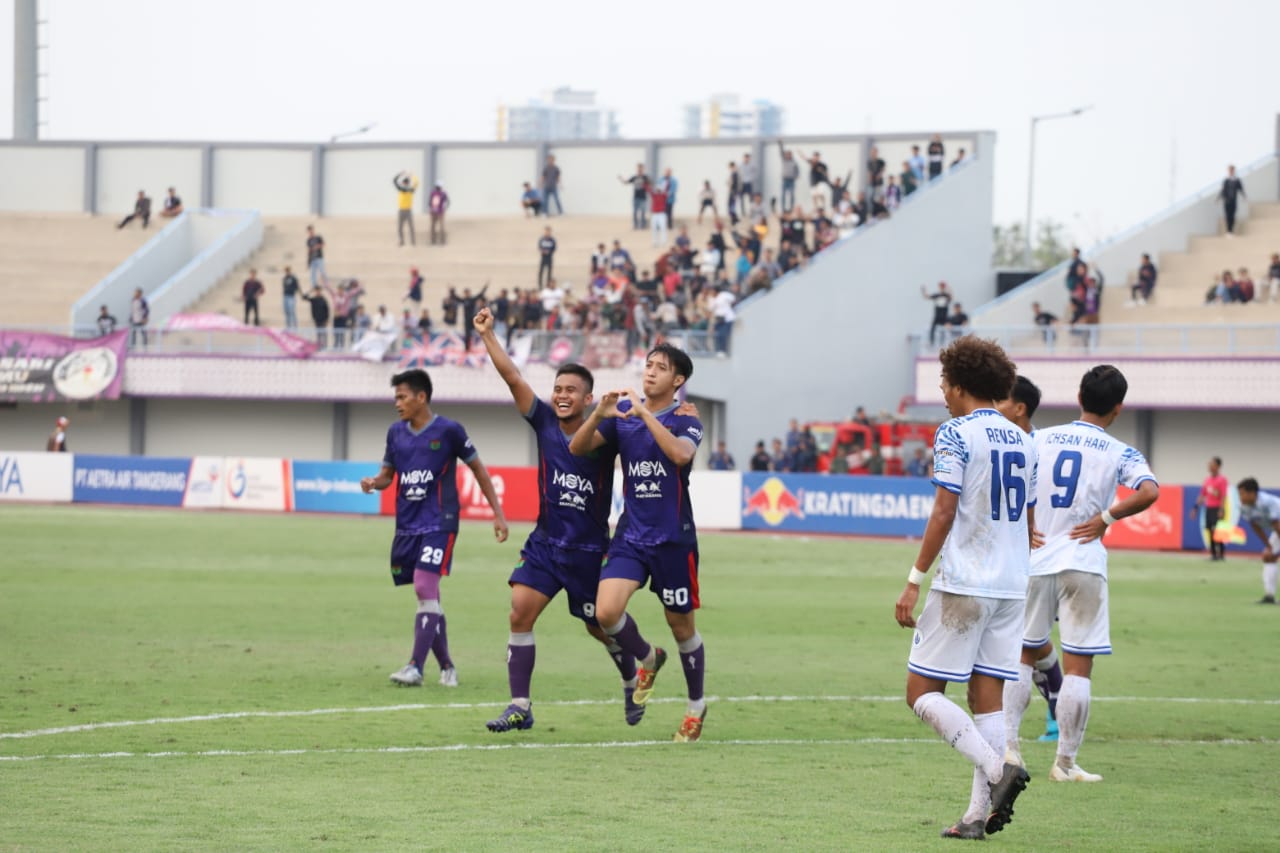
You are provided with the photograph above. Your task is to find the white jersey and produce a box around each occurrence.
[1030,420,1157,579]
[930,408,1036,599]
[1240,491,1280,530]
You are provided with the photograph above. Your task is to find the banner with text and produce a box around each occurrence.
[73,455,189,507]
[740,472,936,536]
[379,465,541,523]
[0,452,73,503]
[0,330,127,403]
[1181,485,1279,554]
[292,460,381,515]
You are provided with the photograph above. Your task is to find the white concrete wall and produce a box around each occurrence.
[546,144,647,215]
[0,400,132,454]
[322,147,423,216]
[144,399,334,459]
[96,147,203,218]
[213,148,312,215]
[1150,410,1280,485]
[657,142,750,213]
[437,146,538,218]
[348,401,534,466]
[762,139,863,206]
[0,146,85,212]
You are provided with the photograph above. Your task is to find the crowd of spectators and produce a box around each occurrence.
[1203,252,1280,305]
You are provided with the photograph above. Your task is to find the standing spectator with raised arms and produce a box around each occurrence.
[394,171,418,246]
[619,163,650,230]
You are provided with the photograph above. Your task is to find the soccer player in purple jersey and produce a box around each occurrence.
[361,368,509,688]
[472,307,642,732]
[569,343,708,742]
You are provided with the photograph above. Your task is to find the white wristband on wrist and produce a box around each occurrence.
[908,567,929,586]
[1100,509,1117,526]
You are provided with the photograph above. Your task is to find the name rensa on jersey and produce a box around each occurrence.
[400,468,435,500]
[984,426,1023,445]
[1043,431,1112,451]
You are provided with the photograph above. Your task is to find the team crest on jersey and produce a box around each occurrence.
[430,440,442,450]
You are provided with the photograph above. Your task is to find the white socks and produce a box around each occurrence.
[1263,563,1278,598]
[963,711,1005,823]
[1056,674,1091,767]
[1002,664,1034,751]
[913,692,1003,781]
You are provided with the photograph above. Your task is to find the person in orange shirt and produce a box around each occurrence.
[1194,456,1229,561]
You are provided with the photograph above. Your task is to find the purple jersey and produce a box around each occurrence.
[383,415,477,534]
[525,398,616,552]
[597,400,702,545]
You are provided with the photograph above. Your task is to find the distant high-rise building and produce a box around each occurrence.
[682,94,784,139]
[498,87,621,141]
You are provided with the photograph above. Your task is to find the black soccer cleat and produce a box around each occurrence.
[941,820,986,840]
[985,762,1031,835]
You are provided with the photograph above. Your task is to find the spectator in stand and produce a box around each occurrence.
[619,163,650,229]
[404,267,424,309]
[712,285,736,356]
[779,143,800,211]
[521,182,543,217]
[926,134,945,180]
[242,268,265,326]
[281,266,301,329]
[829,172,852,212]
[797,149,830,209]
[47,416,69,452]
[795,428,819,472]
[97,305,118,335]
[537,227,556,288]
[539,278,565,317]
[708,440,735,471]
[921,281,952,346]
[429,183,450,245]
[947,302,970,338]
[1234,268,1255,303]
[740,152,758,216]
[541,154,562,216]
[949,149,967,170]
[394,172,419,246]
[884,175,902,211]
[906,447,930,478]
[649,181,670,247]
[909,145,926,184]
[491,289,509,339]
[746,248,782,294]
[401,308,417,342]
[829,442,851,474]
[331,280,365,348]
[160,187,183,219]
[785,419,801,454]
[749,441,771,471]
[900,161,919,197]
[660,167,679,225]
[305,225,326,287]
[1219,164,1246,236]
[867,146,886,200]
[1205,270,1233,305]
[698,238,722,281]
[461,285,489,348]
[697,180,717,224]
[1032,301,1058,345]
[301,284,330,348]
[1268,252,1280,302]
[866,443,886,475]
[1127,253,1157,306]
[442,286,460,330]
[417,308,433,339]
[727,161,741,225]
[832,201,859,240]
[117,190,152,230]
[609,239,634,278]
[129,288,150,347]
[1065,248,1087,318]
[734,249,753,287]
[770,437,791,472]
[852,406,872,428]
[590,243,610,276]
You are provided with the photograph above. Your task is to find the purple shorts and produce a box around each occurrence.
[601,537,700,613]
[389,531,457,586]
[508,536,605,625]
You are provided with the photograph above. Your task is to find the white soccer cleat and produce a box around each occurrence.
[438,666,458,687]
[389,664,423,686]
[1050,761,1102,782]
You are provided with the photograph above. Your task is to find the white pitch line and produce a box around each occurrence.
[3,735,1278,764]
[2,693,1277,741]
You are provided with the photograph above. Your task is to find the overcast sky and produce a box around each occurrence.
[1,0,1277,244]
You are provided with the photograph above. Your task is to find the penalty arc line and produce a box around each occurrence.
[3,735,1279,763]
[2,693,1277,741]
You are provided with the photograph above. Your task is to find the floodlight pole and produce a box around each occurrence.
[1024,106,1092,267]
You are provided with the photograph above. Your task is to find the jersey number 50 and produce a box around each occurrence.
[989,450,1027,522]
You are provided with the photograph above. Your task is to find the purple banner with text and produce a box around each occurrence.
[0,330,127,403]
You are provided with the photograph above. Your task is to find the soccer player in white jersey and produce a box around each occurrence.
[1002,365,1159,783]
[998,375,1062,743]
[896,337,1033,841]
[1236,478,1280,604]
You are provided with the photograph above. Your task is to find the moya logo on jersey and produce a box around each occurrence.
[628,459,668,478]
[401,468,435,500]
[552,469,596,495]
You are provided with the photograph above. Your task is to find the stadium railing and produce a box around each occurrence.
[910,322,1280,357]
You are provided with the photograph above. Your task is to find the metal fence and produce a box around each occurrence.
[912,322,1280,358]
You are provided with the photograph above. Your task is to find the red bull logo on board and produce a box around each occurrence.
[742,477,805,527]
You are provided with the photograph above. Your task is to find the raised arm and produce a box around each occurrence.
[475,307,535,414]
[1070,479,1160,543]
[568,392,620,456]
[624,391,696,467]
[466,455,509,543]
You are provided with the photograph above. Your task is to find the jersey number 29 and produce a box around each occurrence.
[989,450,1027,522]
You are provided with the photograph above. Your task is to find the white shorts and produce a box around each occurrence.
[1266,531,1280,553]
[1023,571,1111,656]
[908,589,1023,683]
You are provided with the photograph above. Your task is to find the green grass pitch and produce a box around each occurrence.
[2,506,1278,851]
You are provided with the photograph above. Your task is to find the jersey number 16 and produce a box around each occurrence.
[989,450,1027,522]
